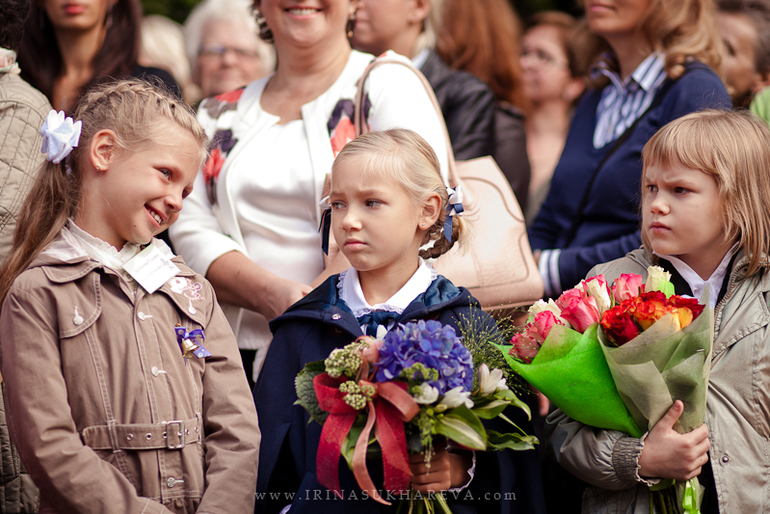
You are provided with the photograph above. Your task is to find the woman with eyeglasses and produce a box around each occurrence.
[527,0,730,299]
[520,12,585,223]
[18,0,181,112]
[183,0,275,100]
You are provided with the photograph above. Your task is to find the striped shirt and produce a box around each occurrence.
[592,52,667,149]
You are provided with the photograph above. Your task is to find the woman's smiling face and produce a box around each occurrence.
[256,0,357,49]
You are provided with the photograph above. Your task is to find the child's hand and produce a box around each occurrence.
[638,400,710,481]
[408,446,472,493]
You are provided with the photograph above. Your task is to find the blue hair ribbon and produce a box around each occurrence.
[443,185,464,242]
[319,195,332,255]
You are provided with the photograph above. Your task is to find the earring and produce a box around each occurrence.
[254,8,274,43]
[346,11,357,38]
[95,164,101,171]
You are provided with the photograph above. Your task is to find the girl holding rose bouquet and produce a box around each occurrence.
[546,109,770,513]
[254,129,545,513]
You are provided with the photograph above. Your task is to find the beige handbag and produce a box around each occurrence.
[354,57,543,313]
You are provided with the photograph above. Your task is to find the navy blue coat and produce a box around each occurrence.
[254,275,545,514]
[528,61,730,294]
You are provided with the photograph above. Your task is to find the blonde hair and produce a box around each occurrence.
[332,129,465,259]
[140,15,201,103]
[641,109,770,276]
[0,79,208,303]
[582,0,723,88]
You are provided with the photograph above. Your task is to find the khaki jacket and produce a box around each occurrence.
[0,73,51,260]
[0,229,260,513]
[546,248,770,513]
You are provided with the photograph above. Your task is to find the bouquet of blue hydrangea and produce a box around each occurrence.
[295,319,535,513]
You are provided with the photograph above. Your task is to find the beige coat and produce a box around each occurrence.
[546,248,770,513]
[0,229,260,513]
[0,72,50,259]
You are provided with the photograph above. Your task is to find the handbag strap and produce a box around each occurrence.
[353,56,460,187]
[560,63,707,248]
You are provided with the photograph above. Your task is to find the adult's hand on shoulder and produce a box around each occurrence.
[262,276,312,320]
[638,400,710,481]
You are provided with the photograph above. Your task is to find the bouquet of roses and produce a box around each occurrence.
[497,266,713,514]
[295,319,535,513]
[596,270,712,514]
[498,273,644,436]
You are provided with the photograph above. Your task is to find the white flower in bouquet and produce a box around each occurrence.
[413,383,439,405]
[436,387,474,411]
[478,363,508,396]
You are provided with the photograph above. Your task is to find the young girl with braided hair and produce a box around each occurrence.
[0,79,260,513]
[254,129,545,514]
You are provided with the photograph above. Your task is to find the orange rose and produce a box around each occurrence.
[630,291,669,330]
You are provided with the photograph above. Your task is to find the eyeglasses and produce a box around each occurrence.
[199,45,260,59]
[521,47,568,69]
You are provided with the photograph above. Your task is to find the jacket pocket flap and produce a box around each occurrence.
[56,274,102,338]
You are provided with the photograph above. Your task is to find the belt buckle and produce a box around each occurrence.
[164,420,185,449]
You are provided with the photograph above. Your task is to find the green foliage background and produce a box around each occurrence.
[140,0,580,26]
[141,0,203,24]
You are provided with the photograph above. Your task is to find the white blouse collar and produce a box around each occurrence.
[339,258,437,318]
[654,244,739,308]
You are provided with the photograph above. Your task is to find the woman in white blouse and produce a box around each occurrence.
[169,0,449,382]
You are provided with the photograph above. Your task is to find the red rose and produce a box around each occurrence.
[668,295,705,321]
[601,305,642,346]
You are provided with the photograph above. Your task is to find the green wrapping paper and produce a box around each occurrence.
[495,324,643,438]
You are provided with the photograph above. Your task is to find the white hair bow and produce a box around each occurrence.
[40,110,82,164]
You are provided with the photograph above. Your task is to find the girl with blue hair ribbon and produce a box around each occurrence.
[254,128,545,514]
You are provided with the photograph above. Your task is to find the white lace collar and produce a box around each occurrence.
[66,219,174,274]
[339,258,437,318]
[654,244,739,308]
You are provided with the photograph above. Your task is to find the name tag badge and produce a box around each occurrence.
[124,244,180,294]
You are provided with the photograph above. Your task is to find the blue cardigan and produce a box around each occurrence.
[528,62,730,295]
[253,274,545,514]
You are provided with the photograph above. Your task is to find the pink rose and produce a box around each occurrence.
[555,288,586,312]
[526,310,563,345]
[583,275,611,314]
[558,293,600,333]
[357,336,383,363]
[612,273,644,303]
[509,333,540,363]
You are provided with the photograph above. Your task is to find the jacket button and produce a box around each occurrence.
[126,433,133,441]
[721,455,729,464]
[331,314,341,320]
[167,477,176,488]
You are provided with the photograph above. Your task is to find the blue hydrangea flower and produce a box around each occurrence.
[374,320,474,395]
